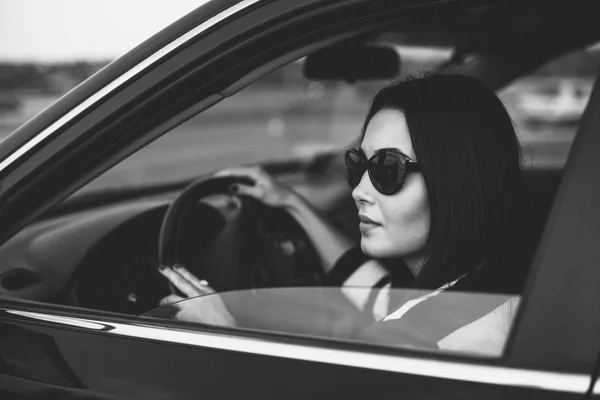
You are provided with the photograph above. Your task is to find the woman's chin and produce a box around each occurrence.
[360,237,386,258]
[360,236,409,259]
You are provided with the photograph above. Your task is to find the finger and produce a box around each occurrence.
[214,167,263,181]
[229,183,263,199]
[173,265,215,294]
[158,267,201,297]
[159,294,184,306]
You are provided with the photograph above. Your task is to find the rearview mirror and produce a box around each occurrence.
[303,43,400,82]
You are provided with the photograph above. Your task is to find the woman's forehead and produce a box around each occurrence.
[361,110,416,159]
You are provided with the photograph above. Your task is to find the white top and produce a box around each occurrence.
[341,260,519,356]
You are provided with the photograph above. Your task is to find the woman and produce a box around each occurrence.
[159,73,525,354]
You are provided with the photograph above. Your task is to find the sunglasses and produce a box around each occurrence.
[345,147,420,195]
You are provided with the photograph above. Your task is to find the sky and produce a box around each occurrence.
[0,0,208,62]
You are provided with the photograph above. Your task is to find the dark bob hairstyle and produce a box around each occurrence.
[361,73,523,290]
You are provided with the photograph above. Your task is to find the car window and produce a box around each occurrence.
[498,41,600,168]
[1,39,599,362]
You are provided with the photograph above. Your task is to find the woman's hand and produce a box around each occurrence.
[214,166,297,208]
[216,165,353,274]
[158,265,236,327]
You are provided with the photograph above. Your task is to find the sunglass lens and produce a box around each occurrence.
[345,150,365,189]
[369,151,404,195]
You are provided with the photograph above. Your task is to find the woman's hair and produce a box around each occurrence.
[361,73,523,290]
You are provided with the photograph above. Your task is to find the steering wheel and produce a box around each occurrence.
[158,174,323,294]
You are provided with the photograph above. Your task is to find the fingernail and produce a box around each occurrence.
[173,264,183,270]
[229,184,239,194]
[158,265,168,271]
[199,280,209,287]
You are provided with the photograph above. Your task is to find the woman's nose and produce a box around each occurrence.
[351,172,375,205]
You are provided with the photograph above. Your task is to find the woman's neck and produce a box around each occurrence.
[402,254,427,278]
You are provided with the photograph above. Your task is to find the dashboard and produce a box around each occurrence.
[0,191,327,315]
[0,195,236,314]
[0,199,171,313]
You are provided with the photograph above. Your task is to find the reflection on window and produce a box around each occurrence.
[144,287,520,358]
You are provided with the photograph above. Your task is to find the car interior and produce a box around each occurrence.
[0,3,596,325]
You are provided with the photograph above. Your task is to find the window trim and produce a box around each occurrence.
[0,307,590,394]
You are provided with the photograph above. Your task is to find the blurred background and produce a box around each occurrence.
[0,0,200,139]
[2,1,600,195]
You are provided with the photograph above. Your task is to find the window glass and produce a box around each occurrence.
[145,288,518,357]
[498,42,600,168]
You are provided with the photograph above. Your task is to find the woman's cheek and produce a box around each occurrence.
[380,179,430,256]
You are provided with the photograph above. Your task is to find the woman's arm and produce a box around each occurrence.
[216,167,353,273]
[281,190,353,274]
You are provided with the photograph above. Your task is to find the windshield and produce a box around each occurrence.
[73,61,387,195]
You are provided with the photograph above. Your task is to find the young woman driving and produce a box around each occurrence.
[159,73,526,354]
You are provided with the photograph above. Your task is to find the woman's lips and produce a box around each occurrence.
[358,214,381,233]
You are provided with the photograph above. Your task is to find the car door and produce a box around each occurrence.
[1,0,600,399]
